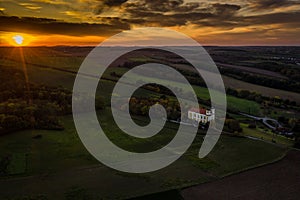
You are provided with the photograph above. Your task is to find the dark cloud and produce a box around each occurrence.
[118,0,299,31]
[94,0,129,14]
[244,11,300,25]
[121,1,241,27]
[212,3,241,17]
[1,0,299,43]
[0,16,130,36]
[130,0,184,12]
[195,11,300,29]
[124,0,198,13]
[249,0,299,10]
[90,0,299,30]
[103,0,128,7]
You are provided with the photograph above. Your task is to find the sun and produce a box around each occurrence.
[3,33,34,46]
[13,35,24,46]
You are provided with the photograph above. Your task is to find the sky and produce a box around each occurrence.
[0,0,300,46]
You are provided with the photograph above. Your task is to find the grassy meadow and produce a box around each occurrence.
[0,109,288,199]
[0,47,297,199]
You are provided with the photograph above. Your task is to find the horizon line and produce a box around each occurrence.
[1,45,300,48]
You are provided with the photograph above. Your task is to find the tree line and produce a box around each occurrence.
[113,96,182,121]
[219,67,300,93]
[0,67,104,135]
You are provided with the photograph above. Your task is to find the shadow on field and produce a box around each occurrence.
[181,150,300,200]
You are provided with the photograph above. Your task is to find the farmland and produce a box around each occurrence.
[0,46,299,199]
[0,111,288,199]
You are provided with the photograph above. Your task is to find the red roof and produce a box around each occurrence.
[189,108,206,114]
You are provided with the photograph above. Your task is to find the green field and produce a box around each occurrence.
[0,109,288,199]
[222,75,300,103]
[0,47,296,199]
[240,123,294,146]
[101,66,262,114]
[2,56,263,115]
[0,109,288,177]
[193,86,261,114]
[188,136,287,177]
[0,116,96,175]
[0,48,286,117]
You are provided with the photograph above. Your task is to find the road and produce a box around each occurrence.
[239,113,282,130]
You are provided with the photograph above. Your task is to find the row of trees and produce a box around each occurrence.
[0,85,72,134]
[116,53,300,94]
[113,96,182,121]
[224,118,243,133]
[226,88,298,108]
[0,90,105,134]
[115,60,298,108]
[227,61,300,82]
[0,67,105,134]
[219,67,300,93]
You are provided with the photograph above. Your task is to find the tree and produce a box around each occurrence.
[141,105,149,115]
[238,90,251,99]
[226,119,242,133]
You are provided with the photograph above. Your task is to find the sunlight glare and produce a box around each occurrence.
[13,35,24,45]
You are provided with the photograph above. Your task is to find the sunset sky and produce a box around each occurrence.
[0,0,300,46]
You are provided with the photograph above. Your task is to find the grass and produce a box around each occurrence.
[222,75,300,103]
[7,153,27,175]
[187,135,288,177]
[0,109,289,199]
[193,86,261,114]
[240,123,294,146]
[0,116,97,176]
[100,67,263,114]
[0,47,295,199]
[2,47,300,105]
[0,109,288,178]
[0,51,270,116]
[0,55,289,179]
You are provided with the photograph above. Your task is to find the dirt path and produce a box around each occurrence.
[181,150,300,200]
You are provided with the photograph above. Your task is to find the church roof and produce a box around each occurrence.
[189,108,207,114]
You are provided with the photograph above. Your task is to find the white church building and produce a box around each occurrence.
[188,107,215,124]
